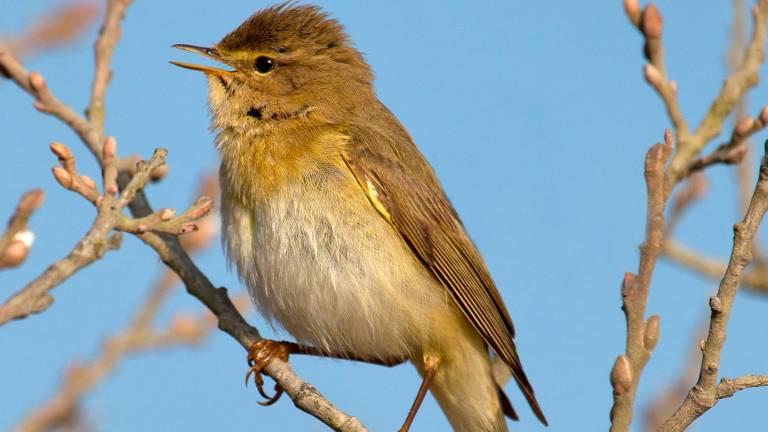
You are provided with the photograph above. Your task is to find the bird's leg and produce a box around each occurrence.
[285,341,407,367]
[245,339,407,405]
[398,355,441,432]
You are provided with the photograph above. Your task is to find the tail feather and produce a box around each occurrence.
[497,385,518,421]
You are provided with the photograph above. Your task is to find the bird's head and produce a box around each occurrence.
[172,3,374,133]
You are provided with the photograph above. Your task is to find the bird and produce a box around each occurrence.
[171,3,546,431]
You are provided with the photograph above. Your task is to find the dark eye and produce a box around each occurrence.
[254,56,275,74]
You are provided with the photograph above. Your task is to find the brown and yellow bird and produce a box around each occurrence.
[172,4,546,431]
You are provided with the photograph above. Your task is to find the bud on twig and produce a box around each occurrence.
[760,106,768,125]
[158,208,176,221]
[643,315,660,351]
[643,64,663,89]
[733,117,755,139]
[28,71,46,92]
[611,355,633,395]
[641,5,663,38]
[624,0,640,25]
[52,166,73,188]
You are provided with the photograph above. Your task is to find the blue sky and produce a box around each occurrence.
[2,1,768,431]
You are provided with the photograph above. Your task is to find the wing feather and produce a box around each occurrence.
[340,122,547,425]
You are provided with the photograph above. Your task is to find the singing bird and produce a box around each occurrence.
[172,4,546,431]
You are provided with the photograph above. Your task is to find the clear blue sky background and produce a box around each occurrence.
[2,1,768,431]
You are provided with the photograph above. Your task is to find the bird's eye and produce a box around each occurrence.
[254,56,275,74]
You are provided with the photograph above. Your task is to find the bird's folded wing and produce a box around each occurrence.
[339,123,546,424]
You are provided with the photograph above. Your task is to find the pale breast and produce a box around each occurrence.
[221,167,450,360]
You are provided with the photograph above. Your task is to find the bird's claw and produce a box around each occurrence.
[245,339,290,406]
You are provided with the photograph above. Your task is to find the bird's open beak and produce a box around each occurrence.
[170,44,235,76]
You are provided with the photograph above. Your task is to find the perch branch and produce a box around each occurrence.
[0,8,367,431]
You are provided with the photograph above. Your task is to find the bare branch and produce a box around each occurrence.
[87,0,133,140]
[667,1,768,184]
[0,218,121,324]
[687,107,768,174]
[643,328,703,432]
[609,131,673,431]
[662,239,768,294]
[5,2,99,58]
[15,276,235,432]
[658,143,768,431]
[716,374,768,399]
[1,5,367,430]
[0,45,101,159]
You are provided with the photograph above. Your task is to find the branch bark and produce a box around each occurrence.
[609,131,673,431]
[658,143,768,431]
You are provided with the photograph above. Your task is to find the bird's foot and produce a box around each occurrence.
[245,339,290,406]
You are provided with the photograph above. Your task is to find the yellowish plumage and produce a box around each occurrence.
[173,3,545,430]
[219,129,506,431]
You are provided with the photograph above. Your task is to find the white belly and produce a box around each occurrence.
[221,169,450,361]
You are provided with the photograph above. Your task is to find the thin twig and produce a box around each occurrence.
[16,286,232,432]
[609,131,673,431]
[0,7,367,431]
[87,0,133,141]
[643,327,703,432]
[0,214,121,324]
[662,239,768,294]
[667,1,768,184]
[4,1,99,58]
[627,1,688,138]
[658,143,768,431]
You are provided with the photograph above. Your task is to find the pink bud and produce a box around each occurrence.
[28,72,46,91]
[0,240,29,268]
[644,315,661,351]
[52,166,73,187]
[159,208,176,221]
[103,136,117,160]
[734,117,755,138]
[49,142,72,160]
[642,5,663,38]
[760,106,768,124]
[643,64,663,87]
[624,0,640,24]
[610,355,632,395]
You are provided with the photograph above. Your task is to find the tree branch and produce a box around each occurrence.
[658,142,768,431]
[609,131,673,431]
[0,4,367,430]
[667,1,768,184]
[662,239,768,294]
[15,268,235,432]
